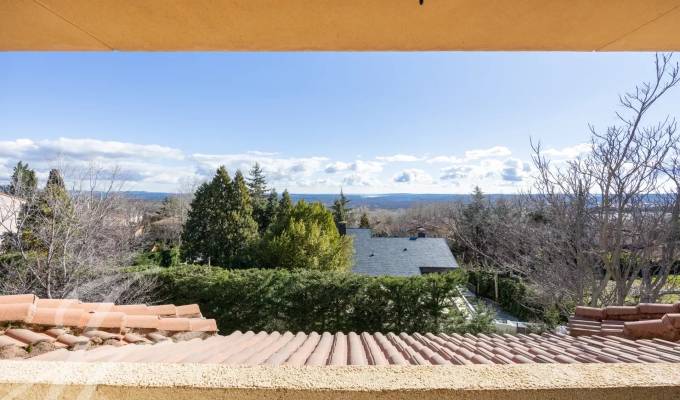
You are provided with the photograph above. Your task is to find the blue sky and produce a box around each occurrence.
[1,52,678,193]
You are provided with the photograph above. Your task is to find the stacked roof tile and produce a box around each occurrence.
[568,303,680,341]
[0,294,217,359]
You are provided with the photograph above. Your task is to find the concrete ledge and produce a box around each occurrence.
[0,361,679,399]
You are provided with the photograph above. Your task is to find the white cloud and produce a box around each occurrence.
[376,154,422,162]
[324,160,383,174]
[428,146,511,164]
[499,158,531,182]
[542,143,591,159]
[0,138,184,160]
[192,153,328,180]
[440,165,472,181]
[427,155,463,164]
[393,169,433,184]
[464,146,512,160]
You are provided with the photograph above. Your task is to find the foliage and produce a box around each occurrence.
[247,163,272,233]
[8,161,37,198]
[467,270,563,326]
[359,212,371,229]
[0,166,155,303]
[151,266,491,334]
[134,245,180,268]
[331,189,351,225]
[259,200,353,271]
[180,167,258,267]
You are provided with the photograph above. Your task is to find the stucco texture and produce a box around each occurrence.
[0,361,679,399]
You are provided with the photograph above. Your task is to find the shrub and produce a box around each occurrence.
[150,266,491,334]
[467,270,561,326]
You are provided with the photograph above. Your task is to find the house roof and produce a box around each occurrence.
[4,293,680,365]
[16,329,680,365]
[568,303,680,341]
[347,228,458,276]
[0,294,217,359]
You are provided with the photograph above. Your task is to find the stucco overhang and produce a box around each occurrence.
[1,361,680,399]
[1,0,680,51]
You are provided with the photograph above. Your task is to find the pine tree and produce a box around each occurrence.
[331,189,351,225]
[458,186,490,266]
[261,190,279,231]
[359,212,371,229]
[9,161,37,199]
[247,163,270,232]
[228,170,260,267]
[181,166,258,267]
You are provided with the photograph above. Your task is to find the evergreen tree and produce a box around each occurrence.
[181,169,226,265]
[457,186,491,266]
[359,212,371,229]
[261,190,279,231]
[273,190,293,231]
[228,170,260,266]
[181,166,258,267]
[247,163,270,232]
[331,189,351,225]
[9,161,37,198]
[19,169,72,252]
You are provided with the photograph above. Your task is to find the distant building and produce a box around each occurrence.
[346,227,459,276]
[0,193,24,246]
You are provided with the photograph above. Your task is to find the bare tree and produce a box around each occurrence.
[529,53,679,306]
[0,164,155,303]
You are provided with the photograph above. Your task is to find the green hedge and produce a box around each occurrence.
[151,266,492,334]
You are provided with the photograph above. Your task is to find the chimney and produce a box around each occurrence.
[417,227,426,238]
[337,221,347,236]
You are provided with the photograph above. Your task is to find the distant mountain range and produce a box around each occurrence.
[119,191,517,209]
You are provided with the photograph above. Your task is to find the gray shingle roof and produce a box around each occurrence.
[347,228,459,276]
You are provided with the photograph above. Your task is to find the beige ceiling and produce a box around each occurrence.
[1,0,680,51]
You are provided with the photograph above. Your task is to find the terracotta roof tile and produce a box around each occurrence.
[0,294,37,304]
[176,304,201,317]
[31,307,84,327]
[79,311,126,330]
[5,328,55,345]
[158,317,191,331]
[112,304,152,315]
[0,303,35,323]
[147,304,176,317]
[569,302,680,340]
[0,293,218,360]
[124,315,160,329]
[34,298,79,308]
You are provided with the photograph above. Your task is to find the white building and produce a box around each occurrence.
[0,193,24,247]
